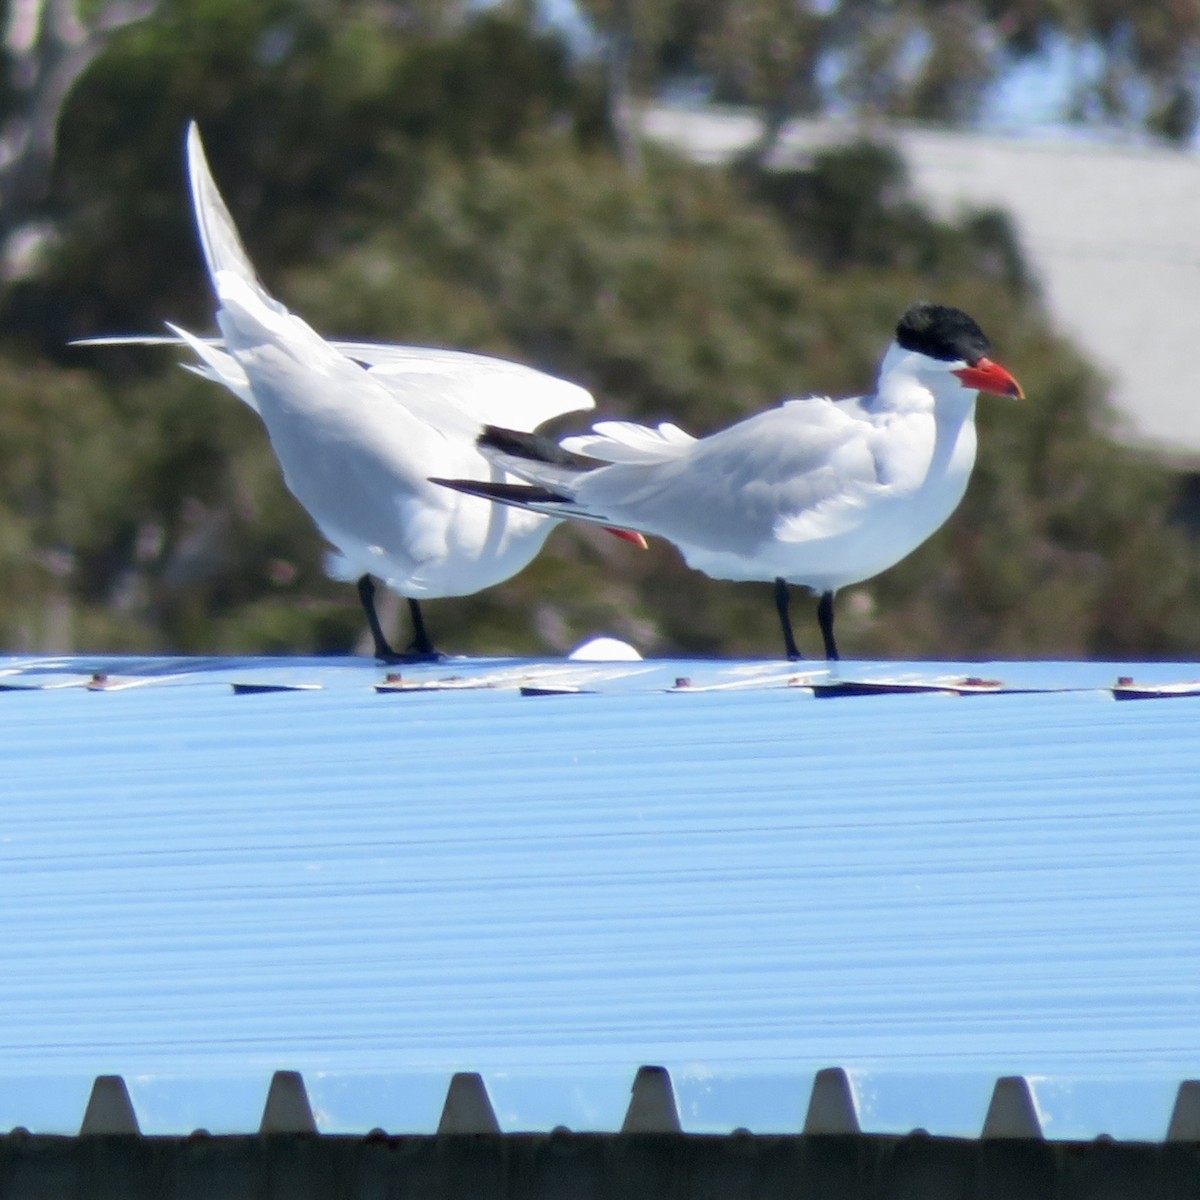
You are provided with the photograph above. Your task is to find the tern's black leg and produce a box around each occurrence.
[774,577,802,660]
[404,598,440,659]
[356,575,445,662]
[357,574,398,661]
[817,590,839,661]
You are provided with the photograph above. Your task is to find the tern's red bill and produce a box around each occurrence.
[953,357,1023,398]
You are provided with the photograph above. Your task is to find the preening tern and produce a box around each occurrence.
[82,123,643,659]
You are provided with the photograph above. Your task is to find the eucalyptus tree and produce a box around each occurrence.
[576,0,1200,166]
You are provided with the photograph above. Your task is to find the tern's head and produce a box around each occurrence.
[882,302,1024,400]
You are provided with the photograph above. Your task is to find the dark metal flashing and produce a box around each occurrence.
[1,1127,1198,1200]
[4,1066,1199,1198]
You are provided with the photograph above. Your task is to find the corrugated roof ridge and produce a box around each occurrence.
[50,1067,1200,1141]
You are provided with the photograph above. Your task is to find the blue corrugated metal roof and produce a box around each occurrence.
[2,653,1199,1138]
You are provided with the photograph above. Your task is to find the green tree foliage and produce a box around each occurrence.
[579,0,1200,158]
[998,0,1200,142]
[0,0,1197,660]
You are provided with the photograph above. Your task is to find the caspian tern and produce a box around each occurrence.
[431,302,1023,660]
[82,123,645,660]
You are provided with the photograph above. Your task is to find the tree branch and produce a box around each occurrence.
[1,0,157,243]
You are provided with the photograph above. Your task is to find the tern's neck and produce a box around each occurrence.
[874,344,976,426]
[873,344,978,492]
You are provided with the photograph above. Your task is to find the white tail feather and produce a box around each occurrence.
[166,321,258,412]
[186,123,284,317]
[561,420,694,464]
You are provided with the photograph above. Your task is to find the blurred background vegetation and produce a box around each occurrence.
[2,0,1200,660]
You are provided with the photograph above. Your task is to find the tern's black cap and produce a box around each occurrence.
[896,302,991,365]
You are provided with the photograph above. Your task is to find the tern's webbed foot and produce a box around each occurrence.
[373,646,447,666]
[400,646,447,664]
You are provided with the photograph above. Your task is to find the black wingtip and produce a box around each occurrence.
[429,477,571,504]
[479,425,599,468]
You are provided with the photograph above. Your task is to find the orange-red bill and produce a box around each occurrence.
[953,357,1024,398]
[604,527,649,549]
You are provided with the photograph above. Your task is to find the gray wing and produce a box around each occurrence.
[574,399,882,551]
